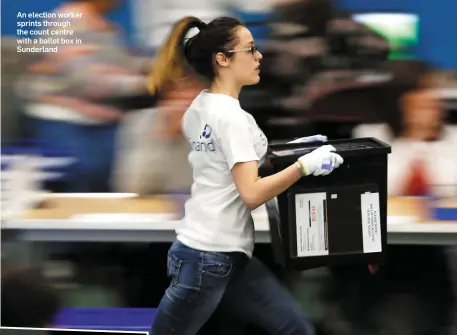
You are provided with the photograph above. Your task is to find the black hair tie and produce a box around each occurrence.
[183,19,206,62]
[196,20,207,31]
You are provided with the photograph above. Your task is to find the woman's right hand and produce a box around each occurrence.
[297,145,344,176]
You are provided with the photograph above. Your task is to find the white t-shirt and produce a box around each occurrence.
[176,90,268,257]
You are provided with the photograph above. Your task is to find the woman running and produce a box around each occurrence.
[148,15,343,335]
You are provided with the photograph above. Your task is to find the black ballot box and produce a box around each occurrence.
[266,138,391,271]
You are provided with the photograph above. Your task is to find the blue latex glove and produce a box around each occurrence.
[287,135,327,144]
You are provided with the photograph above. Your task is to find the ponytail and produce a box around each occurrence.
[148,16,206,95]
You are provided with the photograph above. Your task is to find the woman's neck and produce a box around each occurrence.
[208,78,241,100]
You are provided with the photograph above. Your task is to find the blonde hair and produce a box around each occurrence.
[148,17,202,95]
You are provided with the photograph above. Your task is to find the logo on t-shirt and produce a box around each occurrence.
[260,131,267,147]
[189,124,216,152]
[200,124,212,139]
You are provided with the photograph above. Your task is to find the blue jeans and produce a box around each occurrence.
[150,241,314,335]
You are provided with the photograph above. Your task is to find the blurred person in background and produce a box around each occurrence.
[1,37,35,141]
[353,65,457,197]
[238,0,391,141]
[349,66,456,335]
[1,265,61,328]
[147,15,343,335]
[112,75,202,195]
[16,0,152,192]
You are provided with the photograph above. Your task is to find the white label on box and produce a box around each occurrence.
[360,192,382,253]
[295,192,329,257]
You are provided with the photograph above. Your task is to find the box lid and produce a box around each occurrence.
[268,137,391,163]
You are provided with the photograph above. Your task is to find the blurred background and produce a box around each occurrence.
[1,0,457,334]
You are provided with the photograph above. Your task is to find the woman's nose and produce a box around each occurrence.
[256,50,263,60]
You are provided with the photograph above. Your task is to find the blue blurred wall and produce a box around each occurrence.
[2,0,456,68]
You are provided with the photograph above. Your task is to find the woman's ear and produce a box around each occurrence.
[215,52,229,67]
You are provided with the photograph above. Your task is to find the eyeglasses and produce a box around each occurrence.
[228,45,259,56]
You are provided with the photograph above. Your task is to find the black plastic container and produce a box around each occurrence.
[266,137,391,271]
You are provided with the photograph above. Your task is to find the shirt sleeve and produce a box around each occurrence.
[218,114,259,170]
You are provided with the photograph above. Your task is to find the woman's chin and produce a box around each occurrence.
[247,75,261,86]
